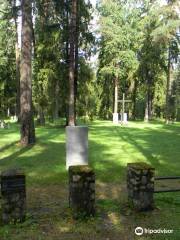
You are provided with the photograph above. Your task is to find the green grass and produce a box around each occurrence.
[0,120,180,239]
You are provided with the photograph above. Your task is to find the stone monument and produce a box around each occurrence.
[1,169,26,224]
[113,113,119,124]
[66,126,88,169]
[120,112,128,124]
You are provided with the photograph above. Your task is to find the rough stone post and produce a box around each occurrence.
[1,169,26,224]
[127,163,155,211]
[69,165,95,218]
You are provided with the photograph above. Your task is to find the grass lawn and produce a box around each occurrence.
[0,120,180,240]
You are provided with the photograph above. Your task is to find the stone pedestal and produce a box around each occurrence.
[113,113,119,124]
[1,169,26,224]
[69,165,95,218]
[120,113,128,124]
[66,126,88,169]
[127,163,155,211]
[0,120,9,129]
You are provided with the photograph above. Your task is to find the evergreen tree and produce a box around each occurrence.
[20,0,35,145]
[0,0,16,119]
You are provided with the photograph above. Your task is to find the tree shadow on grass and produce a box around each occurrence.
[0,141,19,152]
[0,122,180,239]
[0,142,67,185]
[1,121,180,183]
[89,123,180,176]
[36,127,65,143]
[0,144,34,170]
[118,127,180,175]
[0,123,19,135]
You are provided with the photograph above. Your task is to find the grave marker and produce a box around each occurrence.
[66,126,88,169]
[113,93,131,124]
[1,169,26,224]
[118,93,131,124]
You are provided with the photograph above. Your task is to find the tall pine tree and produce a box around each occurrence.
[20,0,35,145]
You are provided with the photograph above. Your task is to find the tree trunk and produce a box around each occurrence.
[12,0,21,122]
[144,77,150,122]
[38,106,45,125]
[20,0,35,145]
[74,0,79,120]
[165,47,171,124]
[144,94,149,122]
[16,43,21,122]
[68,0,77,126]
[149,92,153,119]
[114,76,118,113]
[65,0,69,126]
[54,80,59,119]
[144,73,153,122]
[132,79,137,120]
[31,2,36,59]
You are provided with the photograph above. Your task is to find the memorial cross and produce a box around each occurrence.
[118,93,132,122]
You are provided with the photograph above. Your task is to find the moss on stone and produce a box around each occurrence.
[1,168,25,177]
[69,165,93,174]
[127,162,155,170]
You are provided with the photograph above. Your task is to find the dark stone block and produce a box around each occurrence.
[127,163,155,211]
[1,176,25,194]
[69,165,95,218]
[1,169,26,224]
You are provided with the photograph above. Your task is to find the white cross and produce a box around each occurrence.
[118,93,132,122]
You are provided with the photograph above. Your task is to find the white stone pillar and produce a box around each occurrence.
[121,112,128,124]
[66,126,88,169]
[113,113,119,124]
